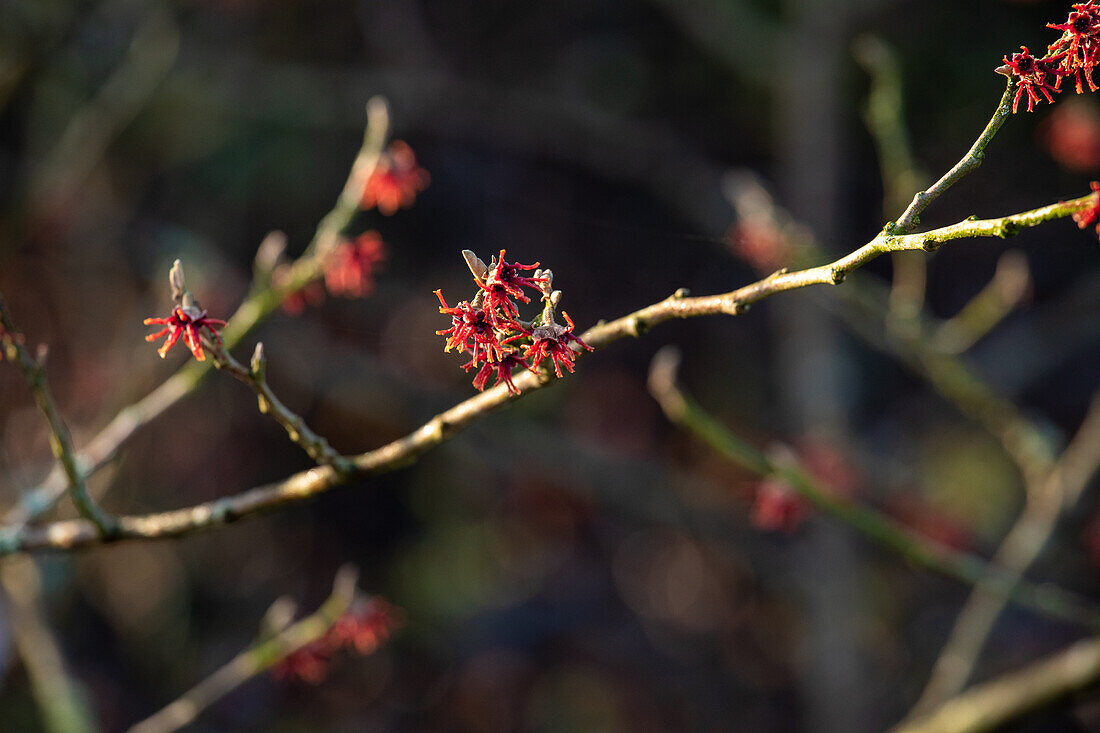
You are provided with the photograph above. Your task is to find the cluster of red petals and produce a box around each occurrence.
[1072,180,1100,234]
[1048,2,1100,93]
[435,290,512,366]
[750,478,805,534]
[436,249,587,395]
[465,351,536,394]
[143,306,226,361]
[273,598,401,684]
[477,248,548,322]
[1002,46,1061,113]
[281,280,326,315]
[524,311,593,378]
[1000,3,1100,113]
[360,140,430,215]
[325,231,387,298]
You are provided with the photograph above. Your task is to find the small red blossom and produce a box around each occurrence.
[272,643,333,684]
[524,311,593,378]
[143,305,226,361]
[750,478,805,534]
[464,351,535,395]
[435,291,509,365]
[999,46,1061,113]
[360,140,430,215]
[478,249,547,322]
[1048,3,1100,93]
[281,280,326,315]
[325,231,387,298]
[328,598,402,654]
[1072,180,1100,235]
[272,596,402,684]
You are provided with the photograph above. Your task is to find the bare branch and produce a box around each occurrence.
[128,566,361,733]
[646,347,1100,630]
[0,292,116,536]
[3,100,392,529]
[0,195,1094,555]
[891,634,1100,733]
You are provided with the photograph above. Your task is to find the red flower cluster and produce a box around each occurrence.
[360,140,430,215]
[1072,180,1100,234]
[144,305,226,362]
[273,597,401,684]
[325,231,387,298]
[435,249,592,395]
[750,478,805,534]
[999,3,1100,113]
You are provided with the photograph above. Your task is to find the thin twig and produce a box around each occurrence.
[209,341,353,473]
[890,634,1100,733]
[853,34,929,319]
[2,97,390,529]
[128,565,360,733]
[645,346,1100,629]
[832,280,1056,490]
[932,250,1031,353]
[892,81,1015,234]
[908,392,1100,715]
[0,558,98,733]
[0,195,1093,554]
[0,292,116,535]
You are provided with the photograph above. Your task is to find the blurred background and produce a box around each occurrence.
[4,0,1100,730]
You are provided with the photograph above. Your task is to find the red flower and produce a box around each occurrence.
[435,290,509,365]
[1048,2,1100,93]
[281,280,326,315]
[478,249,547,323]
[999,46,1061,113]
[328,598,401,655]
[524,311,593,378]
[272,642,333,684]
[325,231,387,298]
[143,305,226,361]
[1073,180,1100,235]
[464,351,535,395]
[750,478,805,534]
[360,140,430,215]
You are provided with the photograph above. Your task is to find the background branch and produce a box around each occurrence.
[128,565,360,733]
[0,292,115,535]
[646,346,1100,629]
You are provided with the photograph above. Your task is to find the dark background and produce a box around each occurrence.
[3,0,1100,730]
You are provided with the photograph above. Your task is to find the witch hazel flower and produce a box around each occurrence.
[525,310,593,378]
[360,140,430,215]
[435,250,590,395]
[325,231,387,298]
[1072,180,1100,234]
[1048,2,1100,93]
[273,596,402,684]
[998,46,1061,113]
[434,291,511,366]
[478,249,548,323]
[996,3,1100,113]
[143,260,226,362]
